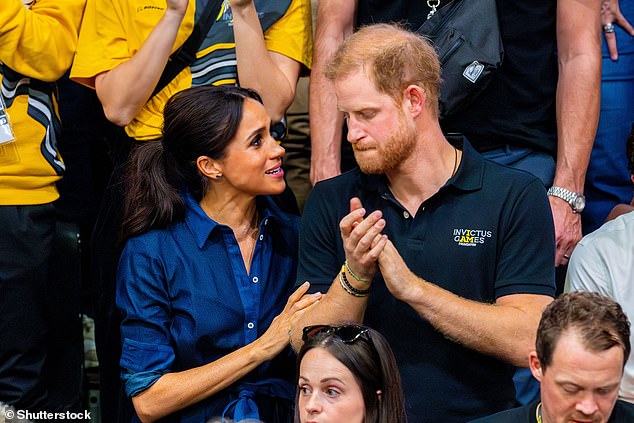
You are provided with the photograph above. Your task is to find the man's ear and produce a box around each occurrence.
[196,156,223,180]
[403,85,426,118]
[529,351,544,382]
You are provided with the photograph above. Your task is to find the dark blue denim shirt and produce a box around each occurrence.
[116,192,299,422]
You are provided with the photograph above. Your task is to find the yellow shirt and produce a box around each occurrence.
[71,0,312,141]
[0,0,86,205]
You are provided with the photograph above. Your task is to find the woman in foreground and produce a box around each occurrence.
[296,324,407,423]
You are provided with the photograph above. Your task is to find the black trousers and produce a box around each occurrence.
[90,127,138,423]
[0,204,55,410]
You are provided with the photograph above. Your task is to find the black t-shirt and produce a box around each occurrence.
[355,0,558,155]
[470,400,634,423]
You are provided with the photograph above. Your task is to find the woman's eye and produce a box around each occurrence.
[250,135,263,147]
[325,388,341,398]
[299,386,311,396]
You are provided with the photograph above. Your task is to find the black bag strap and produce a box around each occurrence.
[152,0,225,97]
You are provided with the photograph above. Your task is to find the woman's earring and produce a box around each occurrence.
[215,174,222,179]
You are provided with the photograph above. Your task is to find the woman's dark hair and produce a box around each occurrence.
[121,85,263,240]
[296,324,407,423]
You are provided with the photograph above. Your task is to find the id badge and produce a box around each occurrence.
[0,95,15,145]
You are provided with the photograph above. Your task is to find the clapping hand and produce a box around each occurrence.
[339,197,388,283]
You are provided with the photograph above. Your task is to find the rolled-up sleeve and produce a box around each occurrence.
[116,237,175,397]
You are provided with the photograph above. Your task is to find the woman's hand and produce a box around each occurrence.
[255,282,322,358]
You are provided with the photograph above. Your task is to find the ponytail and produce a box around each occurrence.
[121,141,184,241]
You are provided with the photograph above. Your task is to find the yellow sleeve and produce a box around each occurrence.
[70,0,134,88]
[70,0,193,89]
[264,0,312,70]
[0,0,86,81]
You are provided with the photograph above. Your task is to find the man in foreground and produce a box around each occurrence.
[472,291,634,423]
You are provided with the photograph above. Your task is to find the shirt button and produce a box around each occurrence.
[247,322,254,329]
[259,234,264,241]
[252,276,259,284]
[403,211,410,219]
[264,218,269,226]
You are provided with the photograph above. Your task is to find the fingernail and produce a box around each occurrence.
[302,281,309,287]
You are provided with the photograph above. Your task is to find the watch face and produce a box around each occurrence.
[574,196,586,212]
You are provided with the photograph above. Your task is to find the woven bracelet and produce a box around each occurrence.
[339,267,371,297]
[344,260,372,286]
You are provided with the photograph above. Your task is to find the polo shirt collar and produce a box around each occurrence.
[450,137,484,192]
[358,137,485,195]
[183,191,291,249]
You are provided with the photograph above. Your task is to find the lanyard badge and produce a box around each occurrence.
[0,94,20,164]
[0,95,16,145]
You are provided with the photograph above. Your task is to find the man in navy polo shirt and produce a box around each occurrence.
[292,24,556,422]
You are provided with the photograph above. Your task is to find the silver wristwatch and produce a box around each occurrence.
[547,186,586,213]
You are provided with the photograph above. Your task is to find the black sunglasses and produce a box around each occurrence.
[302,324,370,344]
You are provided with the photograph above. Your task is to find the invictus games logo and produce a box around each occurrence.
[453,228,492,247]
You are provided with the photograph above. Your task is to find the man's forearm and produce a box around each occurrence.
[291,275,367,350]
[308,0,356,184]
[401,274,553,367]
[554,0,602,192]
[554,54,601,192]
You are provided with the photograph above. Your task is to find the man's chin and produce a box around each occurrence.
[358,162,386,174]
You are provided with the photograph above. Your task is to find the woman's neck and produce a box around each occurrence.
[199,191,259,240]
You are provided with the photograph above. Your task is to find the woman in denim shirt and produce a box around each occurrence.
[116,85,320,422]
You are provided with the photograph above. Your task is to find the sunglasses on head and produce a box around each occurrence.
[302,324,370,344]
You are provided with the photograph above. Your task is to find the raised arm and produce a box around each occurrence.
[550,0,602,265]
[94,0,189,126]
[309,0,357,185]
[231,0,306,122]
[0,0,86,80]
[291,197,388,350]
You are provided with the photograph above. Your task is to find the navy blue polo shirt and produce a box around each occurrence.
[297,140,556,422]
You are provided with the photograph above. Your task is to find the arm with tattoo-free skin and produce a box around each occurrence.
[230,0,302,122]
[376,240,552,367]
[291,198,387,350]
[131,283,321,423]
[551,0,601,265]
[95,0,188,126]
[294,197,552,367]
[308,0,357,185]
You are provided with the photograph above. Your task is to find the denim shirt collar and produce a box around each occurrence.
[183,191,291,249]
